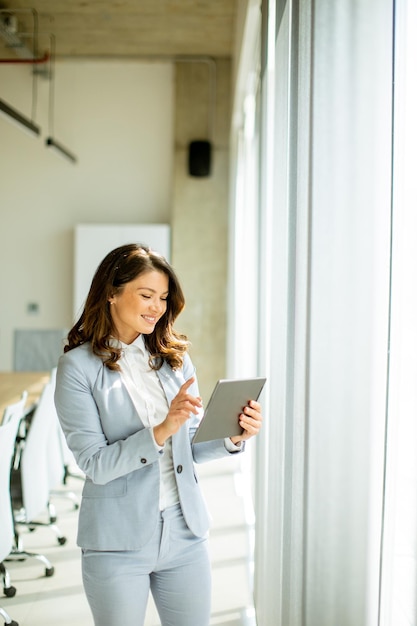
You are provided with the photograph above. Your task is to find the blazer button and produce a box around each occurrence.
[140,458,147,464]
[176,465,183,474]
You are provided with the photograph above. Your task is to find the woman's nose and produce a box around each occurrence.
[150,299,162,312]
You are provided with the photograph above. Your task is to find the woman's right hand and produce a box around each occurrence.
[153,377,202,446]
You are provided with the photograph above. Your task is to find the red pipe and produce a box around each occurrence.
[0,51,49,64]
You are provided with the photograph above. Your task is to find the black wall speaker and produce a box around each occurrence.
[188,140,211,177]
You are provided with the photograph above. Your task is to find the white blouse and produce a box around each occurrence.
[117,334,179,510]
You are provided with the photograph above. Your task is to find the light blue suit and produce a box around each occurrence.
[54,343,242,626]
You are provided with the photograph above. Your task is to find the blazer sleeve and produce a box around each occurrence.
[54,349,162,485]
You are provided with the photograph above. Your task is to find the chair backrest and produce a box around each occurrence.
[2,390,28,424]
[0,409,24,561]
[20,381,64,521]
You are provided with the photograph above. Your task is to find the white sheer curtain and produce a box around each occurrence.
[252,0,393,624]
[379,1,417,624]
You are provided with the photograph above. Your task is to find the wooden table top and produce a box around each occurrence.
[0,371,50,420]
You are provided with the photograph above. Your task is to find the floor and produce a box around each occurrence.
[1,456,256,626]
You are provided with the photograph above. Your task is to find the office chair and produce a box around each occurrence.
[0,401,24,625]
[10,380,67,547]
[1,391,28,482]
[0,393,29,599]
[1,393,27,426]
[2,394,55,580]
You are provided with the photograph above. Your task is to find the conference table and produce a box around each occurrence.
[0,371,50,423]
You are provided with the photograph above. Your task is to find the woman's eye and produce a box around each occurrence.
[141,294,151,299]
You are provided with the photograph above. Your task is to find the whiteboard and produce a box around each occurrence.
[74,223,171,319]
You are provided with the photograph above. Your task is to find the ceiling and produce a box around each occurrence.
[0,0,237,60]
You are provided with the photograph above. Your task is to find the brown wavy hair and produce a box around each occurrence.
[65,243,189,370]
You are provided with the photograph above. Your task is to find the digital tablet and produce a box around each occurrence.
[192,377,266,444]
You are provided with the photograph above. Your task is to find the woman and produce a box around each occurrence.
[54,243,263,626]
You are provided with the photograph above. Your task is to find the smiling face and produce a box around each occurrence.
[108,269,169,344]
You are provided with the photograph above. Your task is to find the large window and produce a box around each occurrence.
[233,1,394,624]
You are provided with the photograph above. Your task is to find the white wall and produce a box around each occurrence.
[0,60,174,370]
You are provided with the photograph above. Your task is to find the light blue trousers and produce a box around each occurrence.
[81,503,211,626]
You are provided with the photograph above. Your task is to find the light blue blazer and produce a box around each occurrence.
[54,343,241,551]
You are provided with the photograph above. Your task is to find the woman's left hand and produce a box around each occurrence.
[229,400,263,445]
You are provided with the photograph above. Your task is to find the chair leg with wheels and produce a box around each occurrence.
[50,486,80,511]
[6,530,55,578]
[15,513,67,547]
[0,563,16,598]
[0,605,19,625]
[7,550,54,578]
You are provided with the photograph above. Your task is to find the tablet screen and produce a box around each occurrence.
[192,377,266,444]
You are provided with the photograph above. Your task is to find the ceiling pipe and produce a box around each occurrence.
[0,51,49,63]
